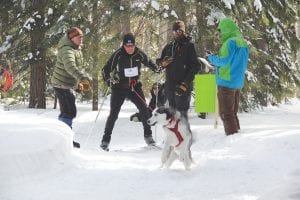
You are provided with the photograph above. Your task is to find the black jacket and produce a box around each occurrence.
[159,36,201,92]
[102,46,158,89]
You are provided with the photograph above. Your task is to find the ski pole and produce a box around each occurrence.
[82,87,110,148]
[94,87,110,123]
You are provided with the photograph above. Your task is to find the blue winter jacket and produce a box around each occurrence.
[208,18,249,89]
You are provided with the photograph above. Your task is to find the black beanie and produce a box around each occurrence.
[122,33,135,45]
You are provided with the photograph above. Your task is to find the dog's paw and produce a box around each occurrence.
[183,159,193,170]
[159,163,170,170]
[179,155,185,162]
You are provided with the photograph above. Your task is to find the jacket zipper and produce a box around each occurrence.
[128,54,133,87]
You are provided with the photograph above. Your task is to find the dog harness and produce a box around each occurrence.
[168,117,184,147]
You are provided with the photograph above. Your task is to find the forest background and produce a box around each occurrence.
[0,0,299,112]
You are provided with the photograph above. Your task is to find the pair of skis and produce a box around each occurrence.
[102,144,162,152]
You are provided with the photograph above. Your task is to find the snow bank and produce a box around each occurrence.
[0,111,73,188]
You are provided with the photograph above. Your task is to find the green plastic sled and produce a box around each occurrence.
[194,74,216,113]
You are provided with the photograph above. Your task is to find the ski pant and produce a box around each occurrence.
[53,87,77,127]
[217,86,240,135]
[165,88,191,119]
[102,85,152,143]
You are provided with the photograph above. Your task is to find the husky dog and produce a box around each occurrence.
[147,107,193,170]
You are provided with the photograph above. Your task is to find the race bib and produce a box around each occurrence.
[124,67,138,77]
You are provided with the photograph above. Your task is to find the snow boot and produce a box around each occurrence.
[130,113,141,122]
[100,141,109,151]
[73,141,80,148]
[144,135,155,146]
[198,113,206,119]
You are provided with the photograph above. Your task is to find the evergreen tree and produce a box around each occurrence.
[233,0,300,109]
[0,0,299,110]
[194,0,300,110]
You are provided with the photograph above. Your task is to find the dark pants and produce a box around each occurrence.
[165,88,191,119]
[53,87,77,124]
[217,86,240,135]
[102,85,152,143]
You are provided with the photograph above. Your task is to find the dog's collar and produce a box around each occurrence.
[167,118,183,147]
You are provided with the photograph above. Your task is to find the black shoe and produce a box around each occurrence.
[198,113,206,119]
[144,135,155,145]
[73,141,80,148]
[130,113,141,122]
[100,141,109,151]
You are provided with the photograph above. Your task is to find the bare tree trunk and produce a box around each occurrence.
[91,2,100,111]
[163,0,186,47]
[296,10,300,97]
[0,5,9,44]
[119,0,130,45]
[296,19,300,65]
[54,95,57,109]
[29,0,47,108]
[170,0,186,22]
[143,25,151,54]
[158,18,169,53]
[120,0,131,34]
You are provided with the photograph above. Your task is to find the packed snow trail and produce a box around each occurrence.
[1,99,300,200]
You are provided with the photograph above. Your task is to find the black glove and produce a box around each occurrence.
[106,79,111,87]
[175,82,188,96]
[154,66,163,73]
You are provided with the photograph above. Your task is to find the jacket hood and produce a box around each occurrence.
[58,34,78,49]
[218,18,241,42]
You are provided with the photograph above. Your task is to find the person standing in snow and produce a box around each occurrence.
[51,27,91,148]
[207,17,249,135]
[157,20,201,121]
[100,33,161,151]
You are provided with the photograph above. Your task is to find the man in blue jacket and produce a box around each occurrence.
[207,17,249,135]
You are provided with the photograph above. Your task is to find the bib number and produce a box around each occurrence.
[124,67,138,77]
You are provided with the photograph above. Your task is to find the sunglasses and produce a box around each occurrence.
[173,29,181,33]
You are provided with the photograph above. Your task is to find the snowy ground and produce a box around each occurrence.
[1,97,300,200]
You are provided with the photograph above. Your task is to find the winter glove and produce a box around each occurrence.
[154,65,162,73]
[175,82,188,96]
[156,56,174,68]
[105,79,111,87]
[77,80,91,92]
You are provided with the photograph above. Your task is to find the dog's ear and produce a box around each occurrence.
[156,106,165,114]
[164,108,173,120]
[156,106,174,120]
